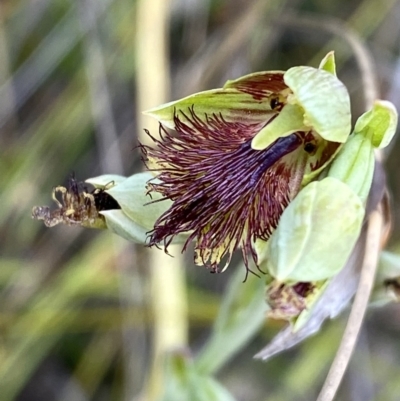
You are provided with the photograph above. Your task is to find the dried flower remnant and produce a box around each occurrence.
[266,281,316,320]
[32,176,120,229]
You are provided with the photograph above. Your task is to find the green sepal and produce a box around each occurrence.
[318,51,336,75]
[327,131,375,204]
[88,173,188,244]
[264,177,364,282]
[105,173,171,231]
[284,66,351,143]
[144,72,288,129]
[101,209,148,243]
[354,100,398,148]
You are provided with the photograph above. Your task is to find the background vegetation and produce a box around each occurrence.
[1,0,400,400]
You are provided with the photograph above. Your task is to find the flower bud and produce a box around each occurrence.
[88,172,189,244]
[327,99,398,204]
[354,100,398,149]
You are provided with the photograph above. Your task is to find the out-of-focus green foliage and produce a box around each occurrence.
[194,265,266,376]
[2,0,400,400]
[162,352,237,401]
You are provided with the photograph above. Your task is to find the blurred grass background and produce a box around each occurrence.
[2,0,400,400]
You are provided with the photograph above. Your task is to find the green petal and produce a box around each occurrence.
[251,103,306,150]
[144,72,289,129]
[265,177,364,282]
[284,66,351,142]
[318,51,336,75]
[354,100,398,148]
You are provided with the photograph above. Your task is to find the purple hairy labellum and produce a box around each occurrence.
[141,106,337,276]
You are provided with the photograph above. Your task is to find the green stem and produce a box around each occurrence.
[135,0,188,399]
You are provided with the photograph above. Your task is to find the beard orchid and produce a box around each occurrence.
[140,54,351,275]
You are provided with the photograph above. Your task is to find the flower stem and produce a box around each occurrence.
[135,0,188,399]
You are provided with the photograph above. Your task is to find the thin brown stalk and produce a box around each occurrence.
[316,208,383,401]
[274,11,388,401]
